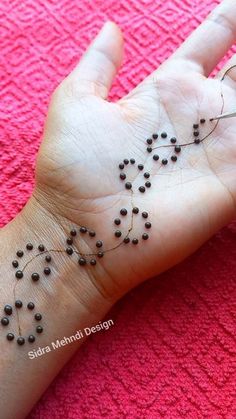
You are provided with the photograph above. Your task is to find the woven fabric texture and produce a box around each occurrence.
[0,0,235,418]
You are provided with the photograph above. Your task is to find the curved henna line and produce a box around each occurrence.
[220,64,236,81]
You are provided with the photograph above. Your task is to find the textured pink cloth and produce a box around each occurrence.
[0,0,236,417]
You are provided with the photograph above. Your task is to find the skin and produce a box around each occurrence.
[1,0,236,417]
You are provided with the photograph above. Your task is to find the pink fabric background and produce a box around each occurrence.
[0,0,235,417]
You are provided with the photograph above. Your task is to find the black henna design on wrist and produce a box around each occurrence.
[2,65,235,347]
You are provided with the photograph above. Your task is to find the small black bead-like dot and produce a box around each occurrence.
[78,258,86,266]
[132,207,139,214]
[171,155,177,162]
[170,137,177,144]
[70,229,77,237]
[175,145,181,153]
[66,247,73,255]
[162,159,168,165]
[145,181,151,188]
[193,124,199,129]
[15,300,23,308]
[132,238,139,245]
[12,260,19,268]
[138,164,144,171]
[114,218,121,225]
[38,244,45,252]
[147,146,152,153]
[45,255,52,263]
[193,131,199,137]
[17,337,25,345]
[125,182,132,190]
[7,333,14,341]
[120,173,126,180]
[4,305,12,315]
[96,240,103,248]
[115,230,122,238]
[66,237,73,245]
[124,237,130,244]
[142,211,148,218]
[200,119,206,124]
[139,186,146,193]
[44,267,51,276]
[26,243,33,251]
[90,259,97,266]
[27,302,35,310]
[119,163,125,170]
[28,335,35,343]
[144,172,150,178]
[89,230,96,237]
[142,233,149,240]
[35,313,42,321]
[145,222,152,229]
[194,138,200,144]
[97,251,104,258]
[130,158,135,164]
[31,273,40,281]
[120,208,128,216]
[161,132,167,138]
[1,317,9,326]
[153,154,159,161]
[15,270,23,279]
[80,226,87,234]
[146,138,153,145]
[16,250,24,258]
[36,326,43,334]
[123,159,129,165]
[153,133,158,139]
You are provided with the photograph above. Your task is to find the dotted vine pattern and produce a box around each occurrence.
[1,65,234,346]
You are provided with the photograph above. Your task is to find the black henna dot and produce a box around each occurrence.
[26,243,33,251]
[97,251,104,258]
[66,247,73,255]
[4,305,12,315]
[146,146,152,153]
[36,326,43,334]
[200,119,205,124]
[130,158,135,164]
[125,182,132,190]
[31,273,40,281]
[35,313,42,321]
[145,181,151,188]
[145,222,152,229]
[194,138,200,144]
[162,159,168,165]
[28,335,35,343]
[114,218,121,225]
[38,244,45,252]
[120,173,126,180]
[27,302,35,310]
[119,163,125,170]
[80,226,87,234]
[170,137,177,144]
[171,155,177,162]
[44,267,51,275]
[12,260,19,268]
[142,233,149,240]
[17,337,25,345]
[7,333,14,341]
[146,138,152,145]
[153,154,159,161]
[138,164,144,171]
[1,317,9,326]
[96,240,103,248]
[175,145,181,153]
[142,211,148,218]
[120,208,127,216]
[123,159,129,165]
[16,250,24,258]
[193,131,199,137]
[89,230,96,237]
[15,300,23,308]
[139,186,146,193]
[144,172,150,178]
[115,230,122,238]
[132,207,139,214]
[90,259,97,266]
[45,255,52,262]
[78,257,86,266]
[152,133,158,139]
[15,270,23,279]
[193,124,199,129]
[123,237,130,244]
[66,237,73,245]
[161,132,167,138]
[132,238,139,245]
[70,229,77,237]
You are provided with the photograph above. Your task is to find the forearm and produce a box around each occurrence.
[0,196,112,419]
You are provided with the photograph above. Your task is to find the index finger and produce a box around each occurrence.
[172,0,236,76]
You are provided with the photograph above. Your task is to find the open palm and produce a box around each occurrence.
[34,1,236,301]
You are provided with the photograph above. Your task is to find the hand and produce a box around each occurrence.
[32,0,236,302]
